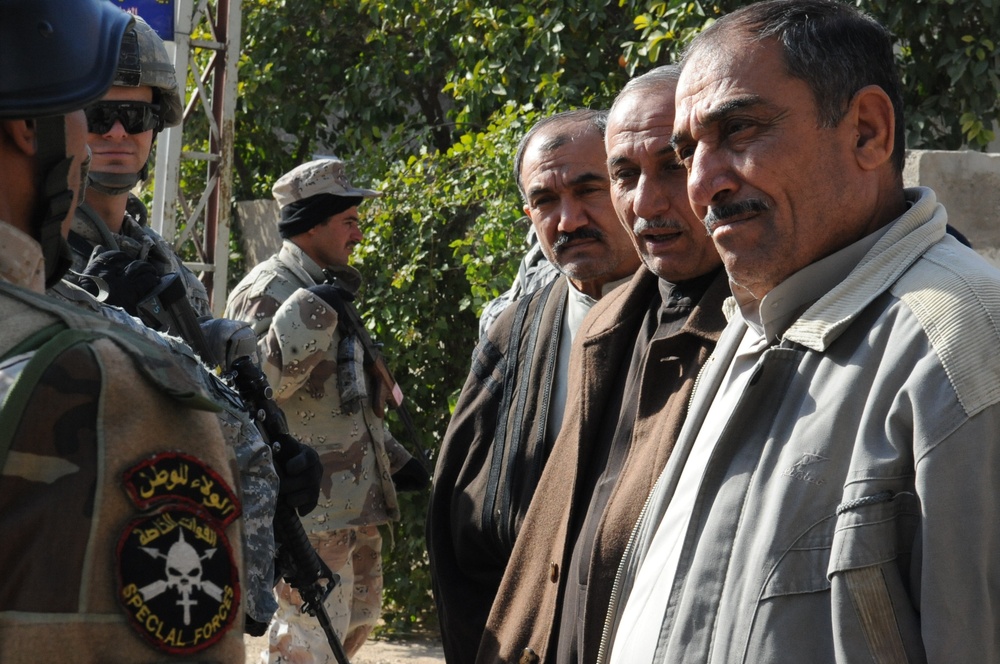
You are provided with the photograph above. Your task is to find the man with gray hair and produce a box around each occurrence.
[226,157,423,662]
[475,66,727,664]
[607,2,1000,662]
[428,108,641,664]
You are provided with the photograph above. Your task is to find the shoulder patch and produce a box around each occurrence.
[122,452,241,525]
[117,453,241,654]
[117,505,240,655]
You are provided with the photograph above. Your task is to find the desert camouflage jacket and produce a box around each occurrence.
[0,220,245,662]
[225,240,410,531]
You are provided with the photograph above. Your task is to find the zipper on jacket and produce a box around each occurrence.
[596,478,655,664]
[498,281,560,551]
[595,353,715,664]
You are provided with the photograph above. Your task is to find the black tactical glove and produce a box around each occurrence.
[273,433,324,516]
[391,457,431,493]
[306,283,354,320]
[80,247,160,316]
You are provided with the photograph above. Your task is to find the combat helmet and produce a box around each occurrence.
[0,0,131,119]
[88,16,183,195]
[113,16,183,128]
[0,0,132,285]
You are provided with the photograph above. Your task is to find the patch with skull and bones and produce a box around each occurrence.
[116,453,241,655]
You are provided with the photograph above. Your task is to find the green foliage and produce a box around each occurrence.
[620,0,1000,149]
[350,103,538,632]
[866,0,1000,148]
[229,0,1000,638]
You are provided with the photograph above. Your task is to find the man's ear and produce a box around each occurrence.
[847,85,895,172]
[0,119,38,157]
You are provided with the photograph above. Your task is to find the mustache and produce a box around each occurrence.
[552,227,604,253]
[704,199,770,232]
[633,216,684,235]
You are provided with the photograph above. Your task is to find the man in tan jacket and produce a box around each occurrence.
[478,66,727,663]
[428,109,642,664]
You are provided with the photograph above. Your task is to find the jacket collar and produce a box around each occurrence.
[278,239,363,295]
[580,266,730,346]
[781,186,945,352]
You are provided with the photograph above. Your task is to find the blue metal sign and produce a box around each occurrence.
[107,0,175,42]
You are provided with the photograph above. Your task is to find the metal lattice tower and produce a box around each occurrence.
[151,0,241,315]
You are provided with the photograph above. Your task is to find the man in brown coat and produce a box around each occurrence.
[428,109,641,664]
[477,65,727,663]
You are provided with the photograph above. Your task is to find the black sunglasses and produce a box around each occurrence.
[84,101,163,135]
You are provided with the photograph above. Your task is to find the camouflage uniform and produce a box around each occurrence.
[0,220,246,662]
[65,194,211,317]
[226,239,412,661]
[58,194,280,625]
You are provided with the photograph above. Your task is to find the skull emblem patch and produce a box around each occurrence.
[117,453,241,655]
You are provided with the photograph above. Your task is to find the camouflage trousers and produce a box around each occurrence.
[263,525,383,662]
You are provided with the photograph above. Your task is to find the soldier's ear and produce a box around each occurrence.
[1,120,38,157]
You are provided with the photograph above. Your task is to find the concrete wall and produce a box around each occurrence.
[903,149,1000,267]
[234,149,1000,274]
[235,199,282,269]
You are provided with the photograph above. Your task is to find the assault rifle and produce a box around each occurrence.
[318,270,432,475]
[228,357,351,664]
[154,274,351,664]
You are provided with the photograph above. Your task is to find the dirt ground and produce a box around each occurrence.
[244,634,445,663]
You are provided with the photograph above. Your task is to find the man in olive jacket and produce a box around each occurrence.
[477,66,727,663]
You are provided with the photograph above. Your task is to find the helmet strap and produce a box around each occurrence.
[32,116,75,288]
[87,169,142,195]
[86,132,155,195]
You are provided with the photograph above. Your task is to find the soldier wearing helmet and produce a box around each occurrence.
[63,16,211,319]
[49,15,310,636]
[0,0,247,660]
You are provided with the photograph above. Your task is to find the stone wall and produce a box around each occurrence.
[903,149,1000,267]
[235,199,282,269]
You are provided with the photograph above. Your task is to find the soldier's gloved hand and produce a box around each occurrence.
[273,433,323,516]
[391,457,430,493]
[80,247,160,316]
[306,283,353,320]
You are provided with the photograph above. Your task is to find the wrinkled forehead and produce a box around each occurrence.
[606,93,679,163]
[522,124,607,182]
[675,38,778,132]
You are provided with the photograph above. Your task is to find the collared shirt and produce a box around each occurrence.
[547,275,632,447]
[0,220,46,293]
[609,222,893,664]
[737,224,892,341]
